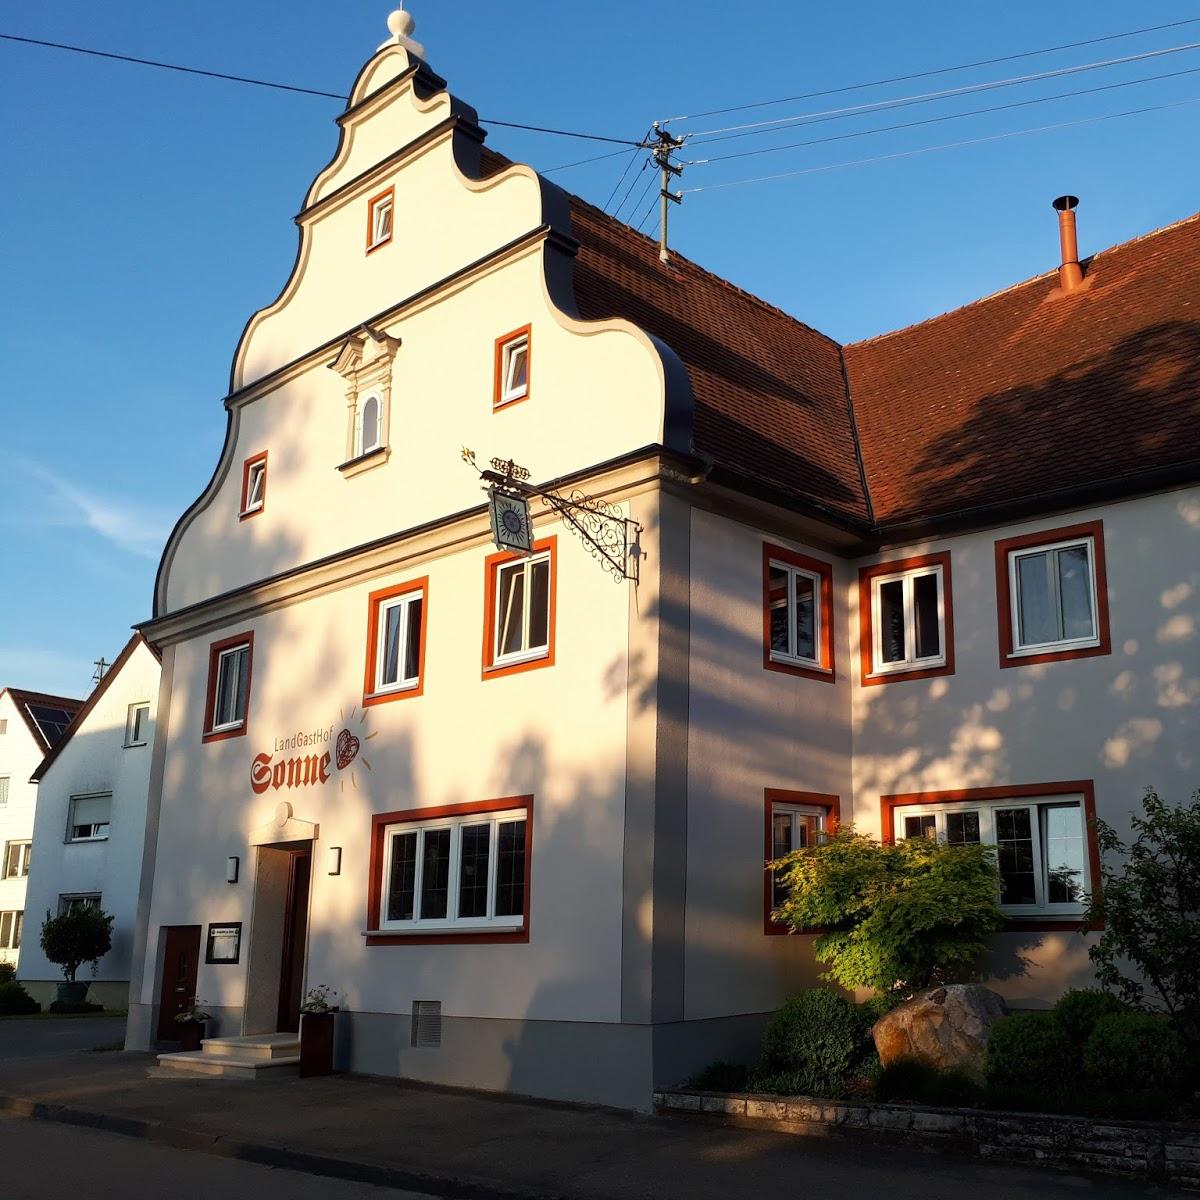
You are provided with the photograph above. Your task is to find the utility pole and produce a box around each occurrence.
[91,657,110,687]
[651,123,685,265]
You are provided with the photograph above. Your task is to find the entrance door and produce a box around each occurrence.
[156,925,201,1041]
[276,850,312,1033]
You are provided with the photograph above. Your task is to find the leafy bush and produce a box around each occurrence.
[689,1060,749,1092]
[755,990,871,1097]
[985,1011,1070,1094]
[0,962,15,983]
[0,981,41,1016]
[771,830,1004,995]
[1083,1012,1186,1097]
[39,906,113,982]
[874,1059,983,1107]
[1053,988,1127,1067]
[1085,788,1200,1058]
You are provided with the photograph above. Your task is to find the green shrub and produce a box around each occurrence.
[756,990,870,1097]
[1053,989,1127,1066]
[0,962,15,984]
[0,981,41,1016]
[689,1060,749,1092]
[874,1059,983,1107]
[985,1011,1070,1093]
[771,830,1004,995]
[1083,1012,1186,1097]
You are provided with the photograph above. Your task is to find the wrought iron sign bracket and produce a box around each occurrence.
[462,449,642,583]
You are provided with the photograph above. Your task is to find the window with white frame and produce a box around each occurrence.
[491,550,551,668]
[869,562,946,675]
[769,804,826,910]
[767,558,822,668]
[379,807,529,932]
[125,702,151,747]
[495,328,531,407]
[893,795,1089,914]
[58,893,101,915]
[0,776,8,806]
[1008,535,1099,654]
[240,454,267,517]
[367,188,393,251]
[0,911,22,951]
[209,642,251,734]
[355,392,383,458]
[68,793,111,842]
[0,719,7,734]
[2,841,31,879]
[369,585,425,697]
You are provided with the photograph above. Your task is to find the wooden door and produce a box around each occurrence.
[156,925,201,1041]
[276,851,312,1033]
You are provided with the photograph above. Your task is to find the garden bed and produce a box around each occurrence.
[655,1086,1200,1190]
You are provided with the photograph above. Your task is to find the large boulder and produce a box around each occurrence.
[872,984,1008,1083]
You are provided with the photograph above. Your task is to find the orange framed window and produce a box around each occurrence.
[763,543,835,682]
[764,790,839,934]
[366,796,533,946]
[858,551,954,686]
[482,536,556,679]
[493,325,531,409]
[366,187,394,254]
[202,631,254,743]
[363,577,428,706]
[239,452,267,519]
[995,520,1110,668]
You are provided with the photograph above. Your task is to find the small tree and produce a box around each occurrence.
[772,829,1005,996]
[1085,788,1200,1057]
[40,906,114,983]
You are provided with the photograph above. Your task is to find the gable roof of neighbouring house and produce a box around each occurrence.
[1,688,83,753]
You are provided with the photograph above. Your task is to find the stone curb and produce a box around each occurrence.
[0,1093,566,1200]
[654,1089,1200,1191]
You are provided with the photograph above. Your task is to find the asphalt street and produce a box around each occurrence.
[0,1016,125,1061]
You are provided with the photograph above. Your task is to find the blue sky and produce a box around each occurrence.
[3,1,1199,698]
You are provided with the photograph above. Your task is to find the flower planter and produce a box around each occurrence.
[300,1011,336,1077]
[56,981,90,1006]
[177,1020,206,1052]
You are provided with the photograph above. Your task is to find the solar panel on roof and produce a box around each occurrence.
[26,704,76,747]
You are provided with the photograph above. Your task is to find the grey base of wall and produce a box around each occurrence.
[656,1089,1200,1189]
[21,981,129,1010]
[130,1002,772,1110]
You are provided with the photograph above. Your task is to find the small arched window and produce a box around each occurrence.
[358,393,382,456]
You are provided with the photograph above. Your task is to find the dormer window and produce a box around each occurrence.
[239,452,267,520]
[494,326,531,408]
[367,188,394,253]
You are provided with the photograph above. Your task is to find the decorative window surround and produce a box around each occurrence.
[762,543,835,682]
[995,520,1111,667]
[482,537,557,679]
[202,632,254,743]
[239,451,268,520]
[858,552,954,685]
[763,790,839,934]
[366,186,394,254]
[363,577,429,706]
[880,781,1102,930]
[365,796,534,946]
[494,325,532,409]
[329,328,401,476]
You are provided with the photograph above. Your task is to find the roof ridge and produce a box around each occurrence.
[3,687,84,708]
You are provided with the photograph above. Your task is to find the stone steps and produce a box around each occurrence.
[155,1032,301,1080]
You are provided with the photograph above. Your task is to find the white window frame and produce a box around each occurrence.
[892,795,1089,917]
[870,564,947,676]
[1007,535,1100,657]
[372,591,423,696]
[58,893,101,915]
[355,391,384,458]
[498,333,530,406]
[125,702,151,747]
[0,775,8,806]
[368,192,393,250]
[212,645,250,732]
[377,807,528,934]
[67,793,112,844]
[492,551,551,668]
[767,559,824,670]
[2,841,31,879]
[242,459,266,515]
[769,803,827,908]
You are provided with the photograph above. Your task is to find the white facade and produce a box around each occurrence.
[19,638,161,1007]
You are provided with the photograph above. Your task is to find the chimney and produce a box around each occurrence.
[1052,195,1084,292]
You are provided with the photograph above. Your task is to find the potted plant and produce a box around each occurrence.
[39,906,114,1010]
[174,999,212,1052]
[299,984,339,1077]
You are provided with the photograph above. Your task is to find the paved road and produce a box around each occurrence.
[0,1114,435,1199]
[0,1016,125,1061]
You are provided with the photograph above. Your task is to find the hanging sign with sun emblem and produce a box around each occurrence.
[488,488,533,555]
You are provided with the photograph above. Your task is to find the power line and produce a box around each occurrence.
[541,147,631,175]
[620,169,659,224]
[602,126,655,213]
[690,61,1200,167]
[661,16,1200,123]
[681,95,1200,194]
[685,40,1200,142]
[477,118,640,146]
[611,158,652,219]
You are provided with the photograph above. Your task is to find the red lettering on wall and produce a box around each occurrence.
[249,749,337,793]
[251,753,272,795]
[319,751,331,783]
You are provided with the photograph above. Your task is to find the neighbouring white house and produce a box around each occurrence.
[0,687,81,972]
[125,9,1200,1109]
[18,635,161,1009]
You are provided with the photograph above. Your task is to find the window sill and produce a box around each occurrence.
[364,925,528,946]
[366,235,392,256]
[338,446,390,477]
[1001,640,1110,668]
[238,505,265,522]
[67,836,109,844]
[863,659,952,686]
[483,650,553,680]
[494,391,529,411]
[766,653,835,684]
[363,681,424,707]
[203,722,248,744]
[123,741,147,749]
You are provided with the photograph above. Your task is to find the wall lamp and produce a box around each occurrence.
[226,856,240,884]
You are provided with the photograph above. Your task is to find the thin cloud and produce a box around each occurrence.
[16,460,172,560]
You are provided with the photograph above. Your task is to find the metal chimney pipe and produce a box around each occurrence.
[1052,195,1084,292]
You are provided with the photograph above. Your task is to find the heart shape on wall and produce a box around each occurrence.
[336,728,361,770]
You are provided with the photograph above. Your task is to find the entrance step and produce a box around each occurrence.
[200,1033,300,1061]
[155,1032,301,1080]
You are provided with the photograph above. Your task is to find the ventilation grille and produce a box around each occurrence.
[411,1000,442,1048]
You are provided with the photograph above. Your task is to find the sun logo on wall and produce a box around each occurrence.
[336,705,378,792]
